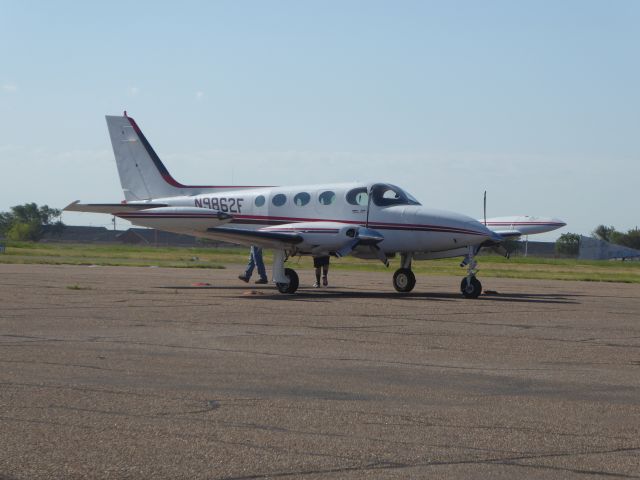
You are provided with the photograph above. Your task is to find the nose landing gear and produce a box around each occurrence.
[392,253,416,292]
[460,246,482,298]
[393,268,416,292]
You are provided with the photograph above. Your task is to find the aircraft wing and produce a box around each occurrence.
[207,226,304,249]
[64,201,169,214]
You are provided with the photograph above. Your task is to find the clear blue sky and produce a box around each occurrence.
[1,0,638,240]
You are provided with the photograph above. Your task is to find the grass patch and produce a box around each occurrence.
[1,241,639,284]
[0,241,229,269]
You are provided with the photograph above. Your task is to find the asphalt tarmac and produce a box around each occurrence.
[1,264,639,479]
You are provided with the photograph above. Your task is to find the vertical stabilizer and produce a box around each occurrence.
[106,114,220,200]
[106,113,268,200]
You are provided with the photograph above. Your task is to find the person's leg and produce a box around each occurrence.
[240,248,256,281]
[322,264,329,286]
[254,247,268,282]
[314,267,321,287]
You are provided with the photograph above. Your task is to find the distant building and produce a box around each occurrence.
[40,225,120,243]
[579,235,640,261]
[117,228,199,246]
[516,241,557,257]
[39,224,233,247]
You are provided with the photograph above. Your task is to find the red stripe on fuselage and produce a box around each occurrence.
[231,214,484,235]
[117,211,486,236]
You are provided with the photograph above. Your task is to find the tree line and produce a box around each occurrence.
[0,203,64,241]
[556,225,640,255]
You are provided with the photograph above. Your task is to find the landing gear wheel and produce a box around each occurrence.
[460,276,482,299]
[393,268,416,293]
[276,268,299,294]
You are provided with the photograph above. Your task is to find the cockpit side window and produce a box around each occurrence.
[346,187,369,206]
[371,183,421,207]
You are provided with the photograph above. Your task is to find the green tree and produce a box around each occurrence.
[0,212,13,234]
[0,203,64,241]
[591,225,640,251]
[6,222,42,241]
[617,228,640,250]
[10,202,61,225]
[592,225,616,242]
[555,233,580,256]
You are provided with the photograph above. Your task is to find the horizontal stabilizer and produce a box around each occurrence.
[64,201,168,214]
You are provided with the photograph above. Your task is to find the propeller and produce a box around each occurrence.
[334,226,388,266]
[478,190,510,259]
[483,190,487,226]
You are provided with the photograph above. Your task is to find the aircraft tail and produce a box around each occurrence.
[106,113,221,201]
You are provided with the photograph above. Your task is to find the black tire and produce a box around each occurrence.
[276,268,299,294]
[393,268,416,293]
[460,276,482,299]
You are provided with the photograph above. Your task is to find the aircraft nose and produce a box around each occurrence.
[452,216,501,243]
[554,218,567,228]
[413,208,500,245]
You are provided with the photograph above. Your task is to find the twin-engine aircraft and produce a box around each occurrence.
[65,113,565,297]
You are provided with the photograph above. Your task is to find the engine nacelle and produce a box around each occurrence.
[262,222,383,255]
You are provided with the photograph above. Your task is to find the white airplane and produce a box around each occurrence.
[65,113,565,297]
[482,216,567,237]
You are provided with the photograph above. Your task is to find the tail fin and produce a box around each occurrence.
[106,113,218,200]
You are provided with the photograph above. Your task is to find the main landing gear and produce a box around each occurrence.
[392,253,416,292]
[460,245,482,299]
[272,250,299,294]
[276,268,299,294]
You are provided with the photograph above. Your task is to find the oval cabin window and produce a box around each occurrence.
[318,191,336,205]
[272,194,287,207]
[294,192,311,206]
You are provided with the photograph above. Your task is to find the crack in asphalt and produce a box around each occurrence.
[218,446,640,479]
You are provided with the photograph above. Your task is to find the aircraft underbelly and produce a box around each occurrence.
[378,229,459,253]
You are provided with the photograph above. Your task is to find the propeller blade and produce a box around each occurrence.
[335,239,360,258]
[370,245,389,267]
[483,190,487,226]
[491,245,510,259]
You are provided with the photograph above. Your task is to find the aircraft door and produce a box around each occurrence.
[345,187,369,223]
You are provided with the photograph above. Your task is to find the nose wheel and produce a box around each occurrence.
[393,268,416,292]
[460,276,482,298]
[460,245,482,298]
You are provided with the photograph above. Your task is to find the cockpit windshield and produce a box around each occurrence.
[370,183,421,207]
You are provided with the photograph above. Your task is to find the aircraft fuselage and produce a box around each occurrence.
[121,182,496,255]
